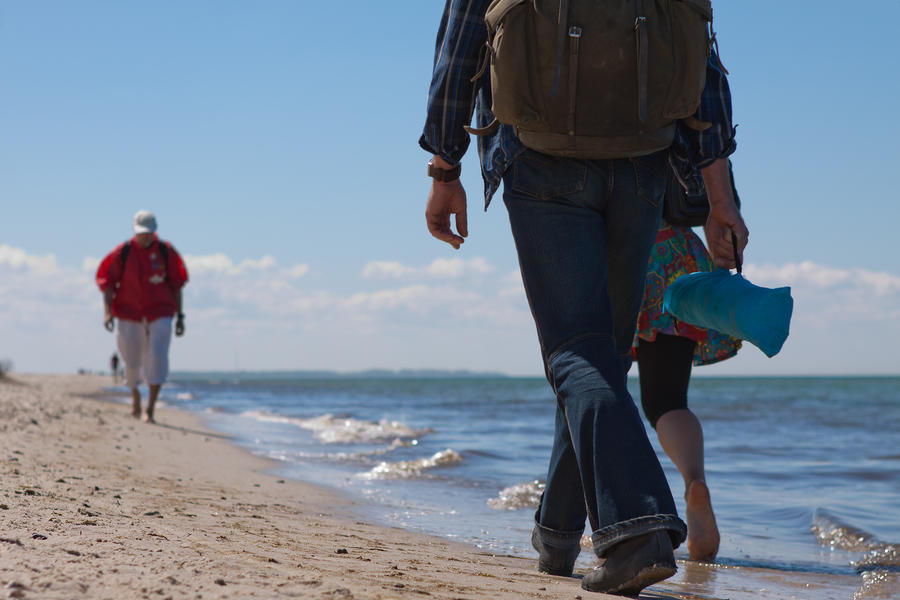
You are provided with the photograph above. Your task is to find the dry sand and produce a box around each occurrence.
[0,374,621,600]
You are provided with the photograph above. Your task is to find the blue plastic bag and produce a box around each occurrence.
[663,268,793,358]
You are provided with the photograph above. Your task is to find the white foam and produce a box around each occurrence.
[176,392,195,401]
[359,449,462,480]
[486,480,545,511]
[240,410,432,444]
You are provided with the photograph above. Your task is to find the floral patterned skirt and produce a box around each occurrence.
[632,224,741,366]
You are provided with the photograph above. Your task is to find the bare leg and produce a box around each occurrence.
[655,409,719,561]
[130,387,141,418]
[143,384,161,424]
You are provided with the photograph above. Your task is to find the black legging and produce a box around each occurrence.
[635,333,697,428]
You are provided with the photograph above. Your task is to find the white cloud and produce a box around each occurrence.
[362,257,495,280]
[744,261,900,296]
[183,252,232,273]
[362,261,415,279]
[0,244,61,275]
[184,252,308,283]
[287,264,310,278]
[82,257,100,273]
[1,247,897,375]
[184,253,280,275]
[425,256,493,278]
[345,285,431,311]
[498,268,525,298]
[238,255,276,271]
[742,261,900,326]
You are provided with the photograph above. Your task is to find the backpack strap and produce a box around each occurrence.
[681,116,712,131]
[118,239,169,279]
[464,118,500,136]
[158,240,169,268]
[119,240,131,271]
[464,40,499,137]
[550,0,570,98]
[567,26,582,137]
[634,0,649,123]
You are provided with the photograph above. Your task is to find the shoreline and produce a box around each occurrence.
[0,374,872,600]
[0,374,613,599]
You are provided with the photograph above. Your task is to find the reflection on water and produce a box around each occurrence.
[155,374,900,600]
[653,560,862,600]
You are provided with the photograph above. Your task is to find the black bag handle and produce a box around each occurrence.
[732,232,742,274]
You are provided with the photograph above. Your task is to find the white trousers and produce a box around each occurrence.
[116,317,173,388]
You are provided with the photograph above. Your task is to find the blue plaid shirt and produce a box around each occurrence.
[419,0,737,209]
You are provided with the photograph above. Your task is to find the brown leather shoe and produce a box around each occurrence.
[581,530,676,596]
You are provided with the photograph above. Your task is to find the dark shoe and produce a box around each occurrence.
[581,530,676,596]
[531,525,582,577]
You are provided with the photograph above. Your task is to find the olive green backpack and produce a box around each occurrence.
[469,0,715,158]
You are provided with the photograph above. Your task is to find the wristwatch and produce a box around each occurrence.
[427,159,461,183]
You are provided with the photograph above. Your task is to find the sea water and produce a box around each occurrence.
[153,374,898,599]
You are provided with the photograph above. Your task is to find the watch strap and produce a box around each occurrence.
[427,160,461,183]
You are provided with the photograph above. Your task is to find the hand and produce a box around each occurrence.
[175,315,185,337]
[704,202,748,269]
[104,315,115,332]
[426,178,468,249]
[700,158,749,269]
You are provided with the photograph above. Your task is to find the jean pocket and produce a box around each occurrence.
[510,150,587,201]
[630,150,669,207]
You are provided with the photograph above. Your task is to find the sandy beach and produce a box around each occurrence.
[0,374,627,600]
[1,374,877,600]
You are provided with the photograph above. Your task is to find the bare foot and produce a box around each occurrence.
[686,479,719,562]
[130,390,141,418]
[141,412,155,424]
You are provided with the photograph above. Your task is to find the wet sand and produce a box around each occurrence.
[0,374,872,599]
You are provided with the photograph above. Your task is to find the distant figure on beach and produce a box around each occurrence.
[420,1,747,595]
[110,352,120,383]
[96,210,188,423]
[632,163,744,562]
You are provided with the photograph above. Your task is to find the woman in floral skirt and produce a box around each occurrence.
[632,164,742,562]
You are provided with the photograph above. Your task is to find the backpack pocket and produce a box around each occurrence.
[486,0,546,127]
[663,0,712,119]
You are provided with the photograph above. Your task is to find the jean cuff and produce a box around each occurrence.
[591,514,686,558]
[534,509,584,549]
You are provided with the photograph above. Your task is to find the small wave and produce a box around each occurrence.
[486,480,545,511]
[241,411,432,444]
[853,569,900,600]
[854,544,900,573]
[813,510,900,599]
[359,449,462,480]
[812,509,878,552]
[176,392,195,401]
[258,439,417,466]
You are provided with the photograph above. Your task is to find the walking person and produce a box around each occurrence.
[633,163,745,562]
[96,210,188,423]
[420,1,747,595]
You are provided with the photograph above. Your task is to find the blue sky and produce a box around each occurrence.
[2,1,898,376]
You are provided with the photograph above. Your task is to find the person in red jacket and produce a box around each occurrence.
[96,210,188,423]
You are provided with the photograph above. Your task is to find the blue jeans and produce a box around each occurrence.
[503,149,686,557]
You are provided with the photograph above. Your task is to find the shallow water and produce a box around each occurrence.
[154,374,899,599]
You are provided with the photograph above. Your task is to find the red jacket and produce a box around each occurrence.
[96,235,188,322]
